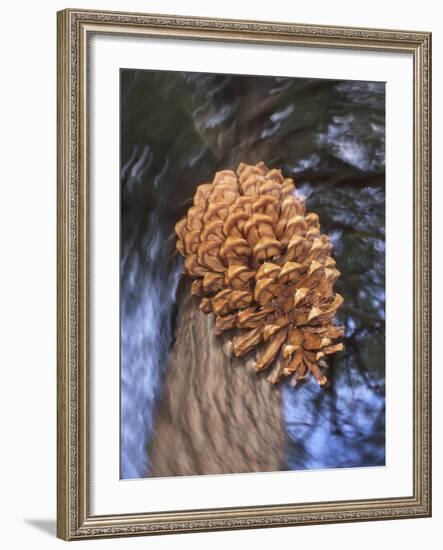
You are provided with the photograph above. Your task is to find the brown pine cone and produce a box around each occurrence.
[175,162,344,387]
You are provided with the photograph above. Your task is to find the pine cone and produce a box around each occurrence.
[175,162,344,387]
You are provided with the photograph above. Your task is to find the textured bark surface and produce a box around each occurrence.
[148,279,287,477]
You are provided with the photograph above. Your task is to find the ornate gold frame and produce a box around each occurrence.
[57,8,432,540]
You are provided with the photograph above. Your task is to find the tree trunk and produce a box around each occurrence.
[148,279,287,477]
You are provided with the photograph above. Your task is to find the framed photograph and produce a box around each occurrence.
[57,8,431,540]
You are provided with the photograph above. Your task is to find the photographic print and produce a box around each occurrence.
[57,9,431,539]
[120,69,386,480]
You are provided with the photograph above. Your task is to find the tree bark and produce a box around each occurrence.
[148,279,287,477]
